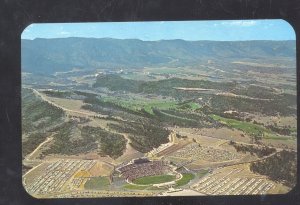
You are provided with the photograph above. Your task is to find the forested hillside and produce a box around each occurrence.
[22,38,296,73]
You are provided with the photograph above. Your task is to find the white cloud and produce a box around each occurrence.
[59,31,70,35]
[221,20,257,27]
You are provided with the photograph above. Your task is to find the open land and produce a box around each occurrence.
[22,39,297,198]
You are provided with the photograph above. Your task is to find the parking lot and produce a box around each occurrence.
[24,159,96,196]
[191,167,275,195]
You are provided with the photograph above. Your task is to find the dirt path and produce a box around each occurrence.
[22,161,45,179]
[31,88,143,165]
[31,88,133,124]
[27,135,54,160]
[23,134,57,177]
[215,92,271,101]
[32,88,107,118]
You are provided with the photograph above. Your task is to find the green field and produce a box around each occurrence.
[123,184,167,190]
[143,101,178,114]
[210,114,295,141]
[102,96,200,115]
[132,175,176,185]
[123,184,149,190]
[175,173,195,187]
[101,96,176,114]
[181,102,201,110]
[84,177,110,190]
[210,114,271,136]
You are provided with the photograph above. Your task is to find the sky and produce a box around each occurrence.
[21,19,295,41]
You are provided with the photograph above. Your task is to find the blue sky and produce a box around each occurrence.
[21,19,295,41]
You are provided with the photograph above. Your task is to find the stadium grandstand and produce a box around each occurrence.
[117,158,174,182]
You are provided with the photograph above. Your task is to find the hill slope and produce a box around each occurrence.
[21,38,296,74]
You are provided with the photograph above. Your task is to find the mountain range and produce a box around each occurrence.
[21,38,296,74]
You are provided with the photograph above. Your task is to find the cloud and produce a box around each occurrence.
[59,31,70,35]
[221,20,257,27]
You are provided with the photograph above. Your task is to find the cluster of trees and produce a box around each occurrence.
[83,96,143,116]
[265,124,292,136]
[233,85,277,99]
[45,123,127,159]
[176,133,187,139]
[93,74,296,132]
[250,150,297,188]
[82,99,148,123]
[229,141,276,158]
[69,116,91,124]
[22,88,65,158]
[108,120,170,153]
[73,90,97,98]
[41,90,73,98]
[94,75,296,117]
[93,74,236,99]
[93,75,141,93]
[81,126,127,159]
[232,63,295,75]
[22,93,65,133]
[42,90,99,101]
[22,132,49,158]
[151,108,217,129]
[99,134,127,159]
[210,94,296,116]
[217,111,249,122]
[152,108,199,127]
[44,122,87,155]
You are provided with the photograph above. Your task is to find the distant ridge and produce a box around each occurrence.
[21,38,296,74]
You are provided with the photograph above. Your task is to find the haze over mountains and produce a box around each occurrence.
[21,37,296,74]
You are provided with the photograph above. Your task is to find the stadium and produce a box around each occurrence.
[116,158,180,185]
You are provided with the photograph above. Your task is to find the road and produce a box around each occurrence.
[31,88,132,123]
[27,136,54,160]
[30,88,140,165]
[23,134,57,178]
[31,88,108,118]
